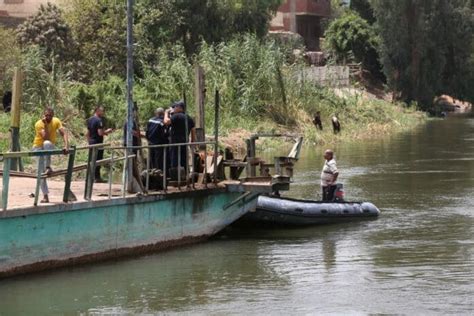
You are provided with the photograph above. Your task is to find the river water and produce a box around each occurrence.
[1,114,473,315]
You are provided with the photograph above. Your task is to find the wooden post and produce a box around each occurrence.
[10,68,24,171]
[248,136,257,177]
[194,65,206,144]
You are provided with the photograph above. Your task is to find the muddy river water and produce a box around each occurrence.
[0,114,473,314]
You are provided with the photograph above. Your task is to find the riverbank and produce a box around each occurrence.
[0,86,426,164]
[218,88,426,152]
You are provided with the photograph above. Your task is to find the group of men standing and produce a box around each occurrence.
[86,101,195,183]
[32,104,339,204]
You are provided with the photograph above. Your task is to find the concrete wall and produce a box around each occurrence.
[298,66,350,87]
[0,0,62,18]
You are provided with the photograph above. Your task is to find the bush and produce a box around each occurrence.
[324,11,383,79]
[0,26,21,96]
[16,3,77,73]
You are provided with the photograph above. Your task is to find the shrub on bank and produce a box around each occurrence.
[0,34,424,157]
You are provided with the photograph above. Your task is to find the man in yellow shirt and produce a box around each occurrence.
[32,107,69,203]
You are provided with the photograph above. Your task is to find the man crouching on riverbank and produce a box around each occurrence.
[32,107,69,203]
[321,149,339,202]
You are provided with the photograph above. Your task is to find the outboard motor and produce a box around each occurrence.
[334,183,344,202]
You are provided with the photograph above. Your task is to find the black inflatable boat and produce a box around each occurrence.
[237,195,381,226]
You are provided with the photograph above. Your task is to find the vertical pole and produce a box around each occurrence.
[194,65,206,144]
[34,156,43,206]
[245,139,251,178]
[163,146,167,192]
[108,151,114,199]
[145,145,150,193]
[213,90,219,184]
[246,136,257,178]
[204,149,208,188]
[85,147,97,200]
[191,144,196,189]
[177,145,181,190]
[122,148,128,198]
[1,158,11,211]
[184,108,189,189]
[126,0,135,192]
[10,68,24,171]
[63,146,76,203]
[84,147,91,199]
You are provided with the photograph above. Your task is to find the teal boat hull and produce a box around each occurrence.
[0,189,257,277]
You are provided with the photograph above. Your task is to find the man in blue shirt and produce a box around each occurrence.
[146,108,168,170]
[86,106,113,183]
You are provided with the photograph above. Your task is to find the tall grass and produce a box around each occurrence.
[0,34,425,156]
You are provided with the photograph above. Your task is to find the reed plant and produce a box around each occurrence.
[0,34,424,157]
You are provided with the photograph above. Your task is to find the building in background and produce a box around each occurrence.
[270,0,331,51]
[0,0,61,26]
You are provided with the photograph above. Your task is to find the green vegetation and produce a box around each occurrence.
[324,11,382,79]
[0,34,424,156]
[8,0,474,156]
[371,0,474,108]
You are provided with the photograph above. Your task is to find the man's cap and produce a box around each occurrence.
[172,100,186,110]
[155,107,165,114]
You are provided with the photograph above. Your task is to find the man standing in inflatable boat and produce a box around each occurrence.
[321,149,339,202]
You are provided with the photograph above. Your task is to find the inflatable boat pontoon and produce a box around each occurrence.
[237,195,381,226]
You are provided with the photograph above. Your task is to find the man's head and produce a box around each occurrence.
[324,149,334,161]
[95,106,105,117]
[43,107,54,123]
[172,100,186,113]
[155,107,165,118]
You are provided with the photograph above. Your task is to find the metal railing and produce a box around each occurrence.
[0,139,221,211]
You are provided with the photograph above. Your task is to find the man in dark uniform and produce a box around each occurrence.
[164,101,196,172]
[146,107,168,170]
[86,106,113,183]
[312,111,323,130]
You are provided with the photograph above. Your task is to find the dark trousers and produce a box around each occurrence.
[322,185,337,202]
[89,146,104,180]
[149,146,166,170]
[170,145,188,171]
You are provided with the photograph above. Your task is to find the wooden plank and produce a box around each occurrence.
[288,136,303,160]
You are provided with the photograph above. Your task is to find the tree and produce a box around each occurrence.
[324,11,383,79]
[372,0,474,107]
[439,0,474,101]
[65,0,126,81]
[0,26,21,94]
[350,0,376,24]
[16,3,77,71]
[136,0,282,57]
[65,0,282,79]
